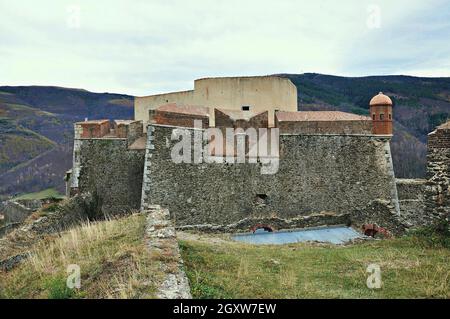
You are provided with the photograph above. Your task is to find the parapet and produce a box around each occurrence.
[275,111,372,135]
[74,119,144,147]
[75,119,111,139]
[149,103,209,128]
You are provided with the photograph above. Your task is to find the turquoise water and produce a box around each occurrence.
[232,226,363,245]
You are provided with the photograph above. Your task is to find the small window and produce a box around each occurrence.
[372,114,376,120]
[389,114,392,120]
[242,105,250,111]
[380,114,385,120]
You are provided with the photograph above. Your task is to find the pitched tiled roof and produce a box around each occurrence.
[157,103,210,117]
[276,111,371,122]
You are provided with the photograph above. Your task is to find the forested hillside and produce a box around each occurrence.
[0,87,133,198]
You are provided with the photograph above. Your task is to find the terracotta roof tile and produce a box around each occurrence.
[369,92,393,106]
[157,103,210,117]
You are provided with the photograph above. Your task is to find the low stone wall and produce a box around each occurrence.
[144,205,191,299]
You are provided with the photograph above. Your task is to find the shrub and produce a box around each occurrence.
[409,219,450,249]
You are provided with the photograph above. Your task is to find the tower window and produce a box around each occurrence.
[380,114,385,120]
[242,105,250,111]
[389,114,392,120]
[372,114,376,120]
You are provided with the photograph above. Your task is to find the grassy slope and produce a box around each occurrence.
[0,214,163,299]
[180,236,450,299]
[13,188,64,200]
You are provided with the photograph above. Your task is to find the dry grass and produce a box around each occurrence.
[0,213,163,299]
[179,236,450,299]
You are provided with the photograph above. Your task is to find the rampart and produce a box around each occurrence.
[141,124,401,232]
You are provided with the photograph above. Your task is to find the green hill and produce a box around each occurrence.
[0,87,133,197]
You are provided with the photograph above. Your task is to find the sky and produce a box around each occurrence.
[0,0,449,96]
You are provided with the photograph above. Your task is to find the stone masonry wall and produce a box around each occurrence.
[143,124,401,232]
[425,124,450,221]
[396,178,428,227]
[77,139,145,214]
[275,120,372,135]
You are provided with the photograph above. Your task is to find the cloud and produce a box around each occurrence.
[0,0,449,95]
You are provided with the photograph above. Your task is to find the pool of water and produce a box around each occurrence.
[232,226,363,245]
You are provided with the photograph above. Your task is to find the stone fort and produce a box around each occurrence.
[66,76,450,236]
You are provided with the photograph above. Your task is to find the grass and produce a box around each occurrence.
[0,213,163,299]
[179,235,450,299]
[14,188,65,201]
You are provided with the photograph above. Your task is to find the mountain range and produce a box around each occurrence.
[1,73,449,198]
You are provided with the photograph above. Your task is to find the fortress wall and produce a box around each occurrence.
[143,124,400,230]
[134,77,298,130]
[135,90,195,131]
[276,120,372,135]
[77,139,145,214]
[194,77,297,126]
[150,109,209,128]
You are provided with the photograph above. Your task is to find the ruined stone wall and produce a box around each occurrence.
[143,124,400,231]
[425,125,450,221]
[396,179,428,227]
[77,139,145,214]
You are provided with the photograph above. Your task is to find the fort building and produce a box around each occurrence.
[135,76,298,129]
[66,75,447,236]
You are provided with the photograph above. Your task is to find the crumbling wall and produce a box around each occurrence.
[425,123,450,222]
[77,139,145,214]
[143,124,401,231]
[396,179,429,227]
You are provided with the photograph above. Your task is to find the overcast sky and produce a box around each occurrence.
[1,0,449,96]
